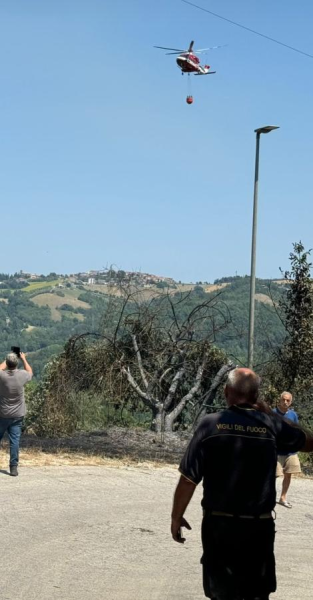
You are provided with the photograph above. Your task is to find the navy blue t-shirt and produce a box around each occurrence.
[179,405,305,515]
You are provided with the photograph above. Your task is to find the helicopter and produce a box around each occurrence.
[154,40,221,76]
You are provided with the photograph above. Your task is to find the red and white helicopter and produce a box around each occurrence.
[154,40,222,76]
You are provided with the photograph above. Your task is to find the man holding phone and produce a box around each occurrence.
[0,349,33,476]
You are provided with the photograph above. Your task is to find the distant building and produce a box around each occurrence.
[19,270,40,279]
[72,269,177,287]
[88,270,103,277]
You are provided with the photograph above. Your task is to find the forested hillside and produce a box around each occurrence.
[208,277,286,364]
[152,277,286,365]
[0,275,287,378]
[0,289,109,377]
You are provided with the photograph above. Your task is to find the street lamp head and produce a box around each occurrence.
[254,125,280,135]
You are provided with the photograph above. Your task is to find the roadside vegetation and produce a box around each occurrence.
[1,243,313,447]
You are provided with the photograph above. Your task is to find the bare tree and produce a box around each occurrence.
[43,284,232,434]
[95,286,231,433]
[26,281,233,436]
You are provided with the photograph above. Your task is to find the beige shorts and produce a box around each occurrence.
[276,454,301,476]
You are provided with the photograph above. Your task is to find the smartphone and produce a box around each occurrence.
[11,346,21,358]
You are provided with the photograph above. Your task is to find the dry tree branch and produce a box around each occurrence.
[194,362,235,428]
[169,357,208,423]
[121,366,155,409]
[163,367,186,411]
[131,333,149,389]
[167,293,183,336]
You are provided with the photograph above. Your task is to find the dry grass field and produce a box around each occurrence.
[86,281,227,299]
[27,282,228,321]
[23,279,61,292]
[0,447,140,468]
[31,291,90,321]
[255,292,274,305]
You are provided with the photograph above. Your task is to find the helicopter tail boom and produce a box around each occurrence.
[194,70,216,75]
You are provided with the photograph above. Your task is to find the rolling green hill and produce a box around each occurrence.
[0,276,287,378]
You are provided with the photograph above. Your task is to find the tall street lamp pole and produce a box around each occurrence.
[248,125,279,369]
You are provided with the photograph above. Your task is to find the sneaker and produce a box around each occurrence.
[10,466,18,477]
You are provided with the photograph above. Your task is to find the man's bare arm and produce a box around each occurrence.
[171,474,197,544]
[0,361,6,371]
[301,432,313,452]
[20,352,33,375]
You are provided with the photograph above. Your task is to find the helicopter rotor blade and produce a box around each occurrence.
[194,44,227,53]
[154,46,185,52]
[188,40,195,52]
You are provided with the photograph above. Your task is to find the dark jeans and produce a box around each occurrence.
[201,514,276,600]
[0,417,23,466]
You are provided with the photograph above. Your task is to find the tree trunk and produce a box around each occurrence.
[164,413,176,433]
[194,362,235,428]
[151,405,164,434]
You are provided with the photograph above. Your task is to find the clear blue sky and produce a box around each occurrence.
[1,0,312,282]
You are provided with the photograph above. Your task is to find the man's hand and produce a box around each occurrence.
[171,516,191,544]
[19,352,33,375]
[171,474,196,544]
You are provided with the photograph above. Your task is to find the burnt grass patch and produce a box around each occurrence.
[19,427,191,464]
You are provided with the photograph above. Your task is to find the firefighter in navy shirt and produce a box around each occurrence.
[171,368,312,600]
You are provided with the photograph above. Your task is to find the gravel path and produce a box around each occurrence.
[0,466,312,599]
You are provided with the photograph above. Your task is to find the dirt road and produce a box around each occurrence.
[1,465,313,599]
